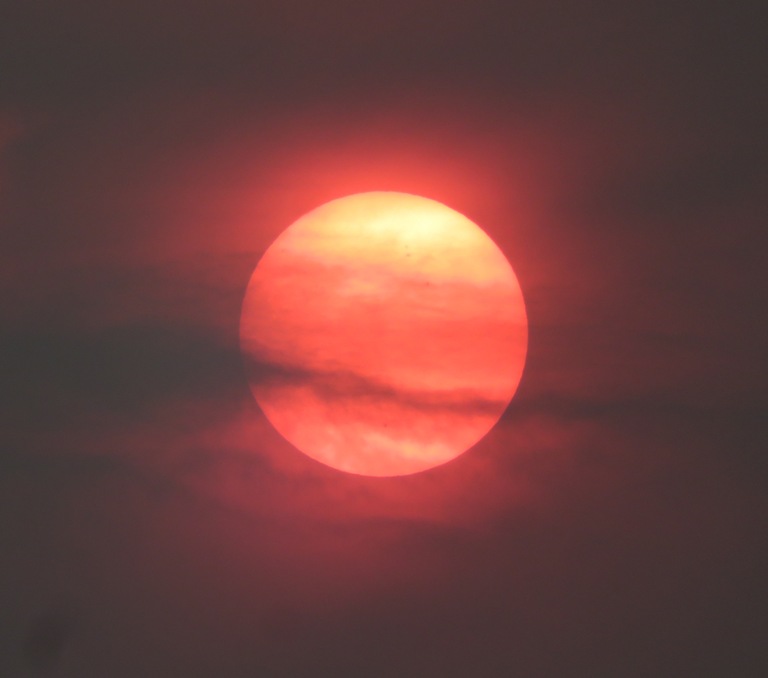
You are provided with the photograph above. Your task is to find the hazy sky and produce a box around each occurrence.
[1,1,766,676]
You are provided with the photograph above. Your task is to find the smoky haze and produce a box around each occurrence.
[1,0,766,676]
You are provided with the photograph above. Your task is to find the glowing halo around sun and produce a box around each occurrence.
[240,192,527,476]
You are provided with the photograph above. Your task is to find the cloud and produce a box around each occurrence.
[244,354,509,416]
[0,321,245,440]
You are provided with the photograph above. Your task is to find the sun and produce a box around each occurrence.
[240,192,527,476]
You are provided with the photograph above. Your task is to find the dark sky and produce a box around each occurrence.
[1,1,767,676]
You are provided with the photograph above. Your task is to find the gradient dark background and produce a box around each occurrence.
[1,1,766,676]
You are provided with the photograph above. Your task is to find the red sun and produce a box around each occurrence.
[240,192,527,476]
